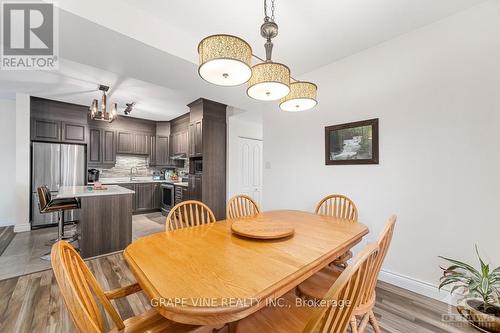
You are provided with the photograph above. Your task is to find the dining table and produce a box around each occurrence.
[123,210,369,326]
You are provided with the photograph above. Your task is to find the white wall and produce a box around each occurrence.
[263,1,500,301]
[0,99,16,226]
[227,107,263,201]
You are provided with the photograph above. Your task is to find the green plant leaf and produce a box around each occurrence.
[438,256,481,278]
[475,245,490,277]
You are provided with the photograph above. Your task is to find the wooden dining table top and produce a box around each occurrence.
[123,210,369,325]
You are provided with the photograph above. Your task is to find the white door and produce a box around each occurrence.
[237,137,263,206]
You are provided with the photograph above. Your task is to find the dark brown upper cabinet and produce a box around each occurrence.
[189,120,203,157]
[155,135,170,166]
[117,131,150,155]
[102,130,116,165]
[134,133,149,154]
[31,118,61,142]
[149,135,156,166]
[171,130,188,155]
[62,122,86,143]
[88,128,116,167]
[117,131,134,154]
[88,128,102,165]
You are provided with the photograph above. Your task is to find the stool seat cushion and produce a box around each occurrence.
[44,198,80,212]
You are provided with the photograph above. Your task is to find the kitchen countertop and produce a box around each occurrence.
[55,185,135,199]
[95,177,189,187]
[98,177,172,184]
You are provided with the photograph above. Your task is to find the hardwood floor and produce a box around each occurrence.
[0,226,15,256]
[0,251,477,333]
[0,213,164,281]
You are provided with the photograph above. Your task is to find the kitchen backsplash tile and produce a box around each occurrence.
[97,155,188,178]
[99,155,151,178]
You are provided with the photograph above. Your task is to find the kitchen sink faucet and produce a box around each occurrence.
[130,167,138,181]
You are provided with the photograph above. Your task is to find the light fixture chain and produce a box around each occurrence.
[264,0,275,21]
[271,0,275,21]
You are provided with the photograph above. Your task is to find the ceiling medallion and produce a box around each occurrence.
[197,0,317,111]
[89,85,117,123]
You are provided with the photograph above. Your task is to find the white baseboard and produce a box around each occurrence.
[13,223,30,233]
[379,269,461,305]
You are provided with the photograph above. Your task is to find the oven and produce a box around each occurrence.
[160,183,174,215]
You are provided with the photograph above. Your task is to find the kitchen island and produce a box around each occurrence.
[56,185,135,258]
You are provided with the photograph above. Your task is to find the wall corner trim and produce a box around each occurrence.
[13,223,30,233]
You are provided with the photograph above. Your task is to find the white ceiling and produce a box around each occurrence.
[0,59,196,120]
[0,0,486,120]
[57,0,486,74]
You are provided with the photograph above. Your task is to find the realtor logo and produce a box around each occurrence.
[1,1,58,70]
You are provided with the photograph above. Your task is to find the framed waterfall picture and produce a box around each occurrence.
[325,118,379,165]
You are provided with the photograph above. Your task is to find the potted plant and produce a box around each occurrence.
[439,246,500,332]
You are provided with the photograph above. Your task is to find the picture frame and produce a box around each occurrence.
[325,118,379,165]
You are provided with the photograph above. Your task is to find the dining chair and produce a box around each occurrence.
[234,243,379,333]
[226,194,260,219]
[316,194,359,268]
[50,240,212,333]
[166,200,216,231]
[297,215,397,333]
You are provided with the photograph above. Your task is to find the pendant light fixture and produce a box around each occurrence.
[89,85,117,123]
[197,0,317,110]
[247,7,290,101]
[198,34,252,86]
[279,81,318,112]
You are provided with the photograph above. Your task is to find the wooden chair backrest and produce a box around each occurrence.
[359,215,396,306]
[303,243,379,333]
[166,200,216,231]
[226,194,261,219]
[37,185,51,211]
[315,194,358,222]
[51,241,125,333]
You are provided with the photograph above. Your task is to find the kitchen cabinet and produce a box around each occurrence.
[62,122,86,143]
[120,184,136,212]
[109,182,163,214]
[153,183,162,209]
[134,133,149,154]
[117,131,134,154]
[171,131,188,155]
[117,131,151,155]
[135,183,155,212]
[88,128,116,166]
[32,118,88,144]
[31,118,61,142]
[189,120,203,157]
[188,175,202,201]
[155,136,170,165]
[174,185,188,205]
[149,135,156,166]
[102,130,116,165]
[88,128,102,165]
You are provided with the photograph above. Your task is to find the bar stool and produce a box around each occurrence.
[37,186,80,257]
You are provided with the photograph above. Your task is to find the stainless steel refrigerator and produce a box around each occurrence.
[31,142,86,228]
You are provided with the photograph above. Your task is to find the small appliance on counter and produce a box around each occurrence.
[152,171,162,180]
[88,168,100,183]
[161,167,177,181]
